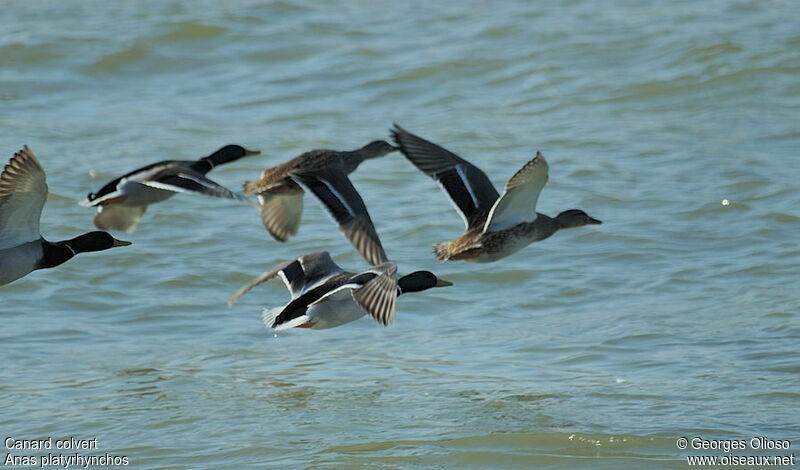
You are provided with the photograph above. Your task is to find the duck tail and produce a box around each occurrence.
[432,242,451,261]
[262,307,285,330]
[262,306,310,330]
[242,179,264,196]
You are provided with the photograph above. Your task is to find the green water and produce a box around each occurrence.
[2,0,799,468]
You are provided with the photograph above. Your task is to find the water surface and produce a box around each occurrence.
[2,0,799,468]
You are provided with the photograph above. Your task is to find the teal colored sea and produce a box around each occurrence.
[1,1,799,468]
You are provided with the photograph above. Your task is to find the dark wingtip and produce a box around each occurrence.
[390,123,407,147]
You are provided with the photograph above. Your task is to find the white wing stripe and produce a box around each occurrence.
[176,173,217,189]
[315,283,363,304]
[320,178,356,217]
[80,190,124,206]
[435,180,469,228]
[455,164,479,208]
[277,269,293,293]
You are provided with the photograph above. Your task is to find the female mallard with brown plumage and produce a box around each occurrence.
[392,125,601,263]
[243,140,396,266]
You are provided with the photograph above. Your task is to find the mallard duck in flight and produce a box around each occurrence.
[0,146,130,286]
[81,144,259,232]
[243,140,396,266]
[228,251,451,330]
[392,125,601,262]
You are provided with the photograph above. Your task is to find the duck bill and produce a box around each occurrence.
[588,217,602,225]
[112,238,133,247]
[245,149,261,156]
[435,278,454,287]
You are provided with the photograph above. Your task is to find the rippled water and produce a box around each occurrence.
[2,0,799,468]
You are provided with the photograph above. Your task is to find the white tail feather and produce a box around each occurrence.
[262,307,311,330]
[261,307,283,329]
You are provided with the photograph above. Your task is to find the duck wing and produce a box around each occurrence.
[0,146,47,249]
[256,190,304,242]
[392,124,500,229]
[227,252,343,306]
[483,152,548,233]
[81,160,179,206]
[248,180,305,242]
[295,251,345,291]
[228,259,291,306]
[290,170,388,266]
[83,161,244,205]
[93,204,147,233]
[141,165,245,200]
[350,263,398,326]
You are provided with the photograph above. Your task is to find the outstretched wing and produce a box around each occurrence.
[351,263,398,326]
[81,160,176,207]
[290,170,388,266]
[227,259,294,306]
[392,124,499,229]
[142,167,245,201]
[0,146,47,249]
[483,152,548,232]
[254,182,305,242]
[93,204,147,233]
[227,252,343,306]
[295,252,343,290]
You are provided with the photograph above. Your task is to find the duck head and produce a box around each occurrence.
[67,231,132,253]
[40,232,131,269]
[209,144,261,164]
[398,271,453,294]
[555,209,602,229]
[359,140,398,159]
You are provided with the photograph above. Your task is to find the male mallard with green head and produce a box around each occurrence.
[81,144,258,232]
[228,252,452,330]
[1,146,130,286]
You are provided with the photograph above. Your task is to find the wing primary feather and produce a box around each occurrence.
[228,258,295,306]
[351,263,398,326]
[454,164,479,208]
[483,152,549,233]
[256,190,304,242]
[0,146,48,249]
[142,171,245,200]
[391,124,499,229]
[291,172,388,266]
